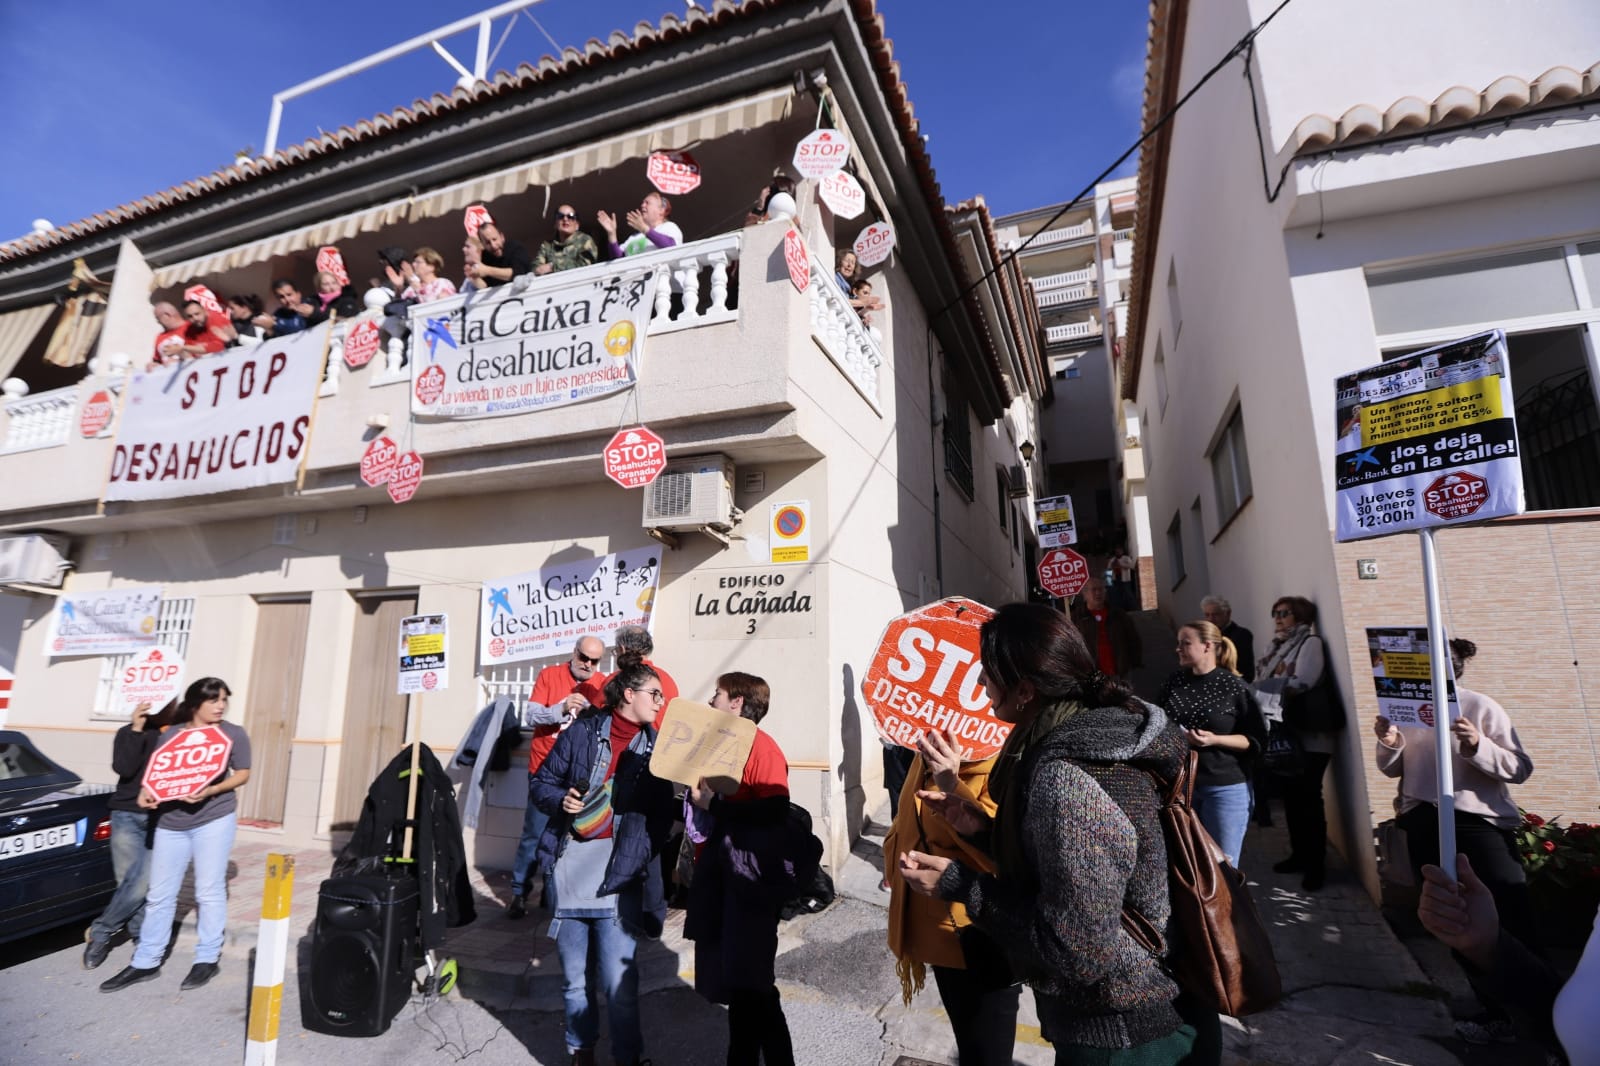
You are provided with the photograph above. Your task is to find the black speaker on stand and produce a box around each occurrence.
[301,874,419,1037]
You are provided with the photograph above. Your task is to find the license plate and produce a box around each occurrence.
[0,819,84,860]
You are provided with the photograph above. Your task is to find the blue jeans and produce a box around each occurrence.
[510,772,550,896]
[132,813,237,969]
[1192,781,1253,867]
[89,809,153,943]
[551,913,641,1062]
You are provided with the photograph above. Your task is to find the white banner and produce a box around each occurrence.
[1334,330,1524,541]
[479,547,662,666]
[103,327,327,502]
[409,262,659,420]
[1366,626,1459,727]
[45,586,163,658]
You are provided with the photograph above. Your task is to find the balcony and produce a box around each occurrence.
[1032,266,1095,291]
[1045,319,1103,346]
[0,225,885,525]
[1112,227,1135,243]
[1024,219,1097,249]
[1035,283,1097,310]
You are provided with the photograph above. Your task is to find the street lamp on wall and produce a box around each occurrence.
[1019,440,1035,463]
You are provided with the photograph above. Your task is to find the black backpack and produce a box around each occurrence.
[777,802,830,920]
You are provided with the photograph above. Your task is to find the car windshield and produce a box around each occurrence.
[0,743,54,781]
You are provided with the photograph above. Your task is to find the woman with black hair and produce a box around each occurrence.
[898,603,1212,1065]
[100,678,251,993]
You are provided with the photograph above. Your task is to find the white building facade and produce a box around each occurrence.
[1125,0,1600,893]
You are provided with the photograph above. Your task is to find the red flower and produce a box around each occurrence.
[1524,813,1547,827]
[1542,840,1557,853]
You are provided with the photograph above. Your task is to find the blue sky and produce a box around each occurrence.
[0,1,1147,242]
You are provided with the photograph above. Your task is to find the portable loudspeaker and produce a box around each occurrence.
[301,874,418,1037]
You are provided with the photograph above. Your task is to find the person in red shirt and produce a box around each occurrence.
[174,299,235,360]
[506,635,605,919]
[685,672,796,1066]
[1071,576,1143,680]
[150,302,188,366]
[590,623,679,709]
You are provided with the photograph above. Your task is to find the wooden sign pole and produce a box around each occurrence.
[401,692,423,861]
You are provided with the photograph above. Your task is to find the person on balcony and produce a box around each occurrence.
[267,278,324,337]
[226,294,269,344]
[385,248,458,305]
[535,205,600,275]
[150,301,187,365]
[835,250,883,318]
[174,299,235,359]
[598,192,681,258]
[466,223,534,287]
[313,271,361,320]
[460,235,484,293]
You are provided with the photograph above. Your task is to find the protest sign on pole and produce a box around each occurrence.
[1334,330,1522,880]
[1038,547,1090,599]
[859,597,1011,761]
[1366,627,1459,727]
[397,613,448,695]
[45,587,163,658]
[646,150,702,195]
[479,548,662,666]
[116,646,186,717]
[1034,494,1077,548]
[649,699,756,795]
[408,261,658,420]
[102,327,326,502]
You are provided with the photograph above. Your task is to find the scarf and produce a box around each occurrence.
[987,699,1084,885]
[1258,624,1311,682]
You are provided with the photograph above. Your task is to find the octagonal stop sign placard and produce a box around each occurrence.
[859,597,1012,762]
[387,450,424,504]
[604,425,667,489]
[646,150,702,195]
[360,435,399,487]
[142,724,233,803]
[1038,547,1091,599]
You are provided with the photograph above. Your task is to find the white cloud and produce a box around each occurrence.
[1110,52,1147,114]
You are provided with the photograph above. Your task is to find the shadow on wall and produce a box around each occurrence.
[840,663,865,837]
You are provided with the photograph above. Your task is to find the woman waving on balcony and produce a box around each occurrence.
[387,248,458,305]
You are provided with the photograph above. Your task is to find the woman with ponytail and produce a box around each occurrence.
[897,603,1214,1065]
[1158,621,1267,866]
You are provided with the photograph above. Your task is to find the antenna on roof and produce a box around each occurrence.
[261,0,553,158]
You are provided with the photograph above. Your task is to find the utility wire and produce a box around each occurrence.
[934,0,1298,321]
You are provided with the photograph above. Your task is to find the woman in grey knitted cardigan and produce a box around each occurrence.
[900,603,1212,1065]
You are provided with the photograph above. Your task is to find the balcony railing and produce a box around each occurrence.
[1028,219,1096,248]
[807,256,884,409]
[1113,227,1135,242]
[1036,283,1096,310]
[1033,266,1095,291]
[1045,320,1103,345]
[1,385,79,454]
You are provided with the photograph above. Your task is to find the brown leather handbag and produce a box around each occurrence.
[1123,751,1283,1018]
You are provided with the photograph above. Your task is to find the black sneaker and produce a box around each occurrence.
[83,939,113,970]
[1272,857,1305,874]
[100,965,161,992]
[507,895,526,920]
[181,962,220,990]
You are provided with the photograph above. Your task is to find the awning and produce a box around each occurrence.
[1109,191,1137,217]
[150,85,797,287]
[0,303,57,382]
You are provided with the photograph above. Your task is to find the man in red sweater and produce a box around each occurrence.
[507,635,605,918]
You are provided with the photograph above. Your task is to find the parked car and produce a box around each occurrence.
[0,731,116,944]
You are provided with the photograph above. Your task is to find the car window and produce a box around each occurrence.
[0,743,54,781]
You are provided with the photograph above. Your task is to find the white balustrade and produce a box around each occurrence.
[1045,320,1103,345]
[637,232,741,336]
[1032,266,1095,291]
[806,257,883,408]
[2,385,79,454]
[1113,227,1135,242]
[1028,219,1096,248]
[1036,283,1096,309]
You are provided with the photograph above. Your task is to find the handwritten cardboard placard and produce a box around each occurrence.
[649,698,756,795]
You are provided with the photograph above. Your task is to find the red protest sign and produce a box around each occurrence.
[604,426,667,489]
[646,150,702,195]
[464,204,493,239]
[1038,547,1090,598]
[783,229,811,293]
[343,319,381,369]
[1423,471,1490,521]
[142,725,233,803]
[860,597,1012,761]
[117,646,185,717]
[360,435,398,487]
[854,222,896,267]
[818,171,866,219]
[80,390,114,437]
[183,285,231,331]
[414,364,447,407]
[388,450,424,504]
[315,246,350,288]
[792,129,851,179]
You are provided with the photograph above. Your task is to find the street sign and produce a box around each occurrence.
[387,450,423,504]
[783,229,810,293]
[360,435,398,487]
[79,390,114,437]
[343,319,381,369]
[142,725,233,803]
[859,597,1011,762]
[1038,547,1090,598]
[818,171,866,219]
[646,150,702,195]
[398,612,448,695]
[792,129,851,178]
[853,222,895,267]
[116,646,185,717]
[1034,494,1077,548]
[603,425,667,489]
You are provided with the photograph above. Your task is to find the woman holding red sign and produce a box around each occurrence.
[100,678,251,994]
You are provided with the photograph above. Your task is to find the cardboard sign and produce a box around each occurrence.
[479,548,661,666]
[397,613,448,695]
[464,204,493,239]
[1034,494,1077,548]
[792,129,851,179]
[853,222,896,267]
[1367,627,1460,727]
[143,725,233,803]
[116,646,185,716]
[860,597,1011,761]
[783,229,810,293]
[603,425,667,489]
[343,319,381,369]
[360,435,398,487]
[80,389,115,438]
[1334,330,1523,541]
[1038,547,1090,598]
[315,246,350,288]
[387,450,423,504]
[646,150,702,195]
[45,586,162,659]
[769,500,810,563]
[649,698,756,794]
[818,171,866,219]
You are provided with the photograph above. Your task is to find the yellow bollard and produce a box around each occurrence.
[245,853,295,1066]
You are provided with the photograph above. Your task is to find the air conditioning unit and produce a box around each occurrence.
[0,533,72,587]
[642,454,738,533]
[1007,465,1030,499]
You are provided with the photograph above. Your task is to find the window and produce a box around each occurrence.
[1510,328,1600,511]
[1166,512,1185,588]
[1141,408,1151,469]
[1154,339,1169,416]
[1012,506,1022,553]
[1063,366,1081,379]
[995,468,1008,529]
[943,391,975,500]
[1209,407,1254,524]
[1167,260,1183,341]
[1368,247,1577,335]
[93,597,196,719]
